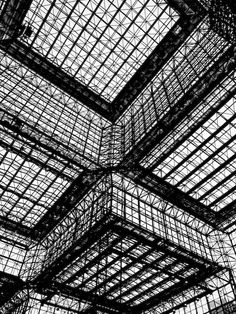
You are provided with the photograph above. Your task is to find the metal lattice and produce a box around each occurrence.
[0,0,235,314]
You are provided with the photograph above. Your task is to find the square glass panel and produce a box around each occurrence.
[23,0,179,101]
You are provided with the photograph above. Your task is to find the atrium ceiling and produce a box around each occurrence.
[0,0,235,313]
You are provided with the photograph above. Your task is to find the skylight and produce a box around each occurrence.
[23,0,179,101]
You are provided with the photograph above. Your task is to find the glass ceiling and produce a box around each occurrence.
[22,0,179,101]
[155,99,236,211]
[116,18,235,213]
[0,1,236,313]
[0,49,108,228]
[141,69,236,212]
[35,173,217,311]
[55,232,195,307]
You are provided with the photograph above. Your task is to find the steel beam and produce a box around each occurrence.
[147,85,236,173]
[41,283,131,314]
[124,167,218,227]
[161,291,210,314]
[102,250,164,298]
[0,15,203,122]
[131,265,221,313]
[0,108,90,171]
[73,241,140,291]
[35,216,115,284]
[63,236,123,286]
[121,45,236,167]
[88,247,155,295]
[0,216,31,238]
[123,166,236,230]
[113,260,180,301]
[0,0,32,41]
[33,216,221,313]
[217,200,236,229]
[166,0,204,15]
[0,271,25,307]
[111,14,204,120]
[39,301,82,314]
[34,221,132,313]
[126,264,192,305]
[116,46,236,229]
[113,221,218,268]
[180,141,236,193]
[0,40,111,120]
[163,115,236,183]
[200,0,236,43]
[31,169,105,240]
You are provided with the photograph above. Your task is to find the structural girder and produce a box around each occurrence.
[200,0,236,44]
[0,0,235,312]
[0,111,84,176]
[32,168,106,240]
[40,283,131,314]
[0,0,32,40]
[124,167,218,228]
[32,216,222,314]
[166,0,205,15]
[111,14,203,120]
[0,271,25,307]
[0,216,31,238]
[123,166,236,230]
[121,45,236,167]
[113,222,219,269]
[131,265,221,313]
[147,85,236,173]
[217,200,236,229]
[35,215,114,285]
[0,11,204,122]
[0,40,111,120]
[33,218,133,313]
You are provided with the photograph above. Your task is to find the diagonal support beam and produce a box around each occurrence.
[116,45,236,229]
[0,112,83,180]
[0,40,111,120]
[217,200,236,229]
[35,216,115,285]
[131,265,222,313]
[111,13,204,120]
[0,271,25,307]
[199,0,236,43]
[123,167,236,230]
[0,216,31,238]
[42,283,132,314]
[113,221,220,269]
[0,0,32,41]
[121,45,236,167]
[31,168,105,240]
[124,167,218,228]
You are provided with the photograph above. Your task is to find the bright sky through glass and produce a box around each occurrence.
[23,0,179,101]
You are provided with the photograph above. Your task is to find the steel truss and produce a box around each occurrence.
[0,0,235,313]
[0,0,32,41]
[0,173,233,313]
[198,0,236,44]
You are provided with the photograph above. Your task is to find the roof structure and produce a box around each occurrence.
[0,0,235,313]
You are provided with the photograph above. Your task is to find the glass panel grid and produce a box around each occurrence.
[0,49,108,228]
[153,95,236,211]
[54,232,195,308]
[0,237,26,276]
[0,147,71,227]
[119,19,229,155]
[0,51,107,168]
[23,0,179,101]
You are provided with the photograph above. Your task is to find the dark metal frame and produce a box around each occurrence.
[0,0,235,313]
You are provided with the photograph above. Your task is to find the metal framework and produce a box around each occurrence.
[0,0,236,313]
